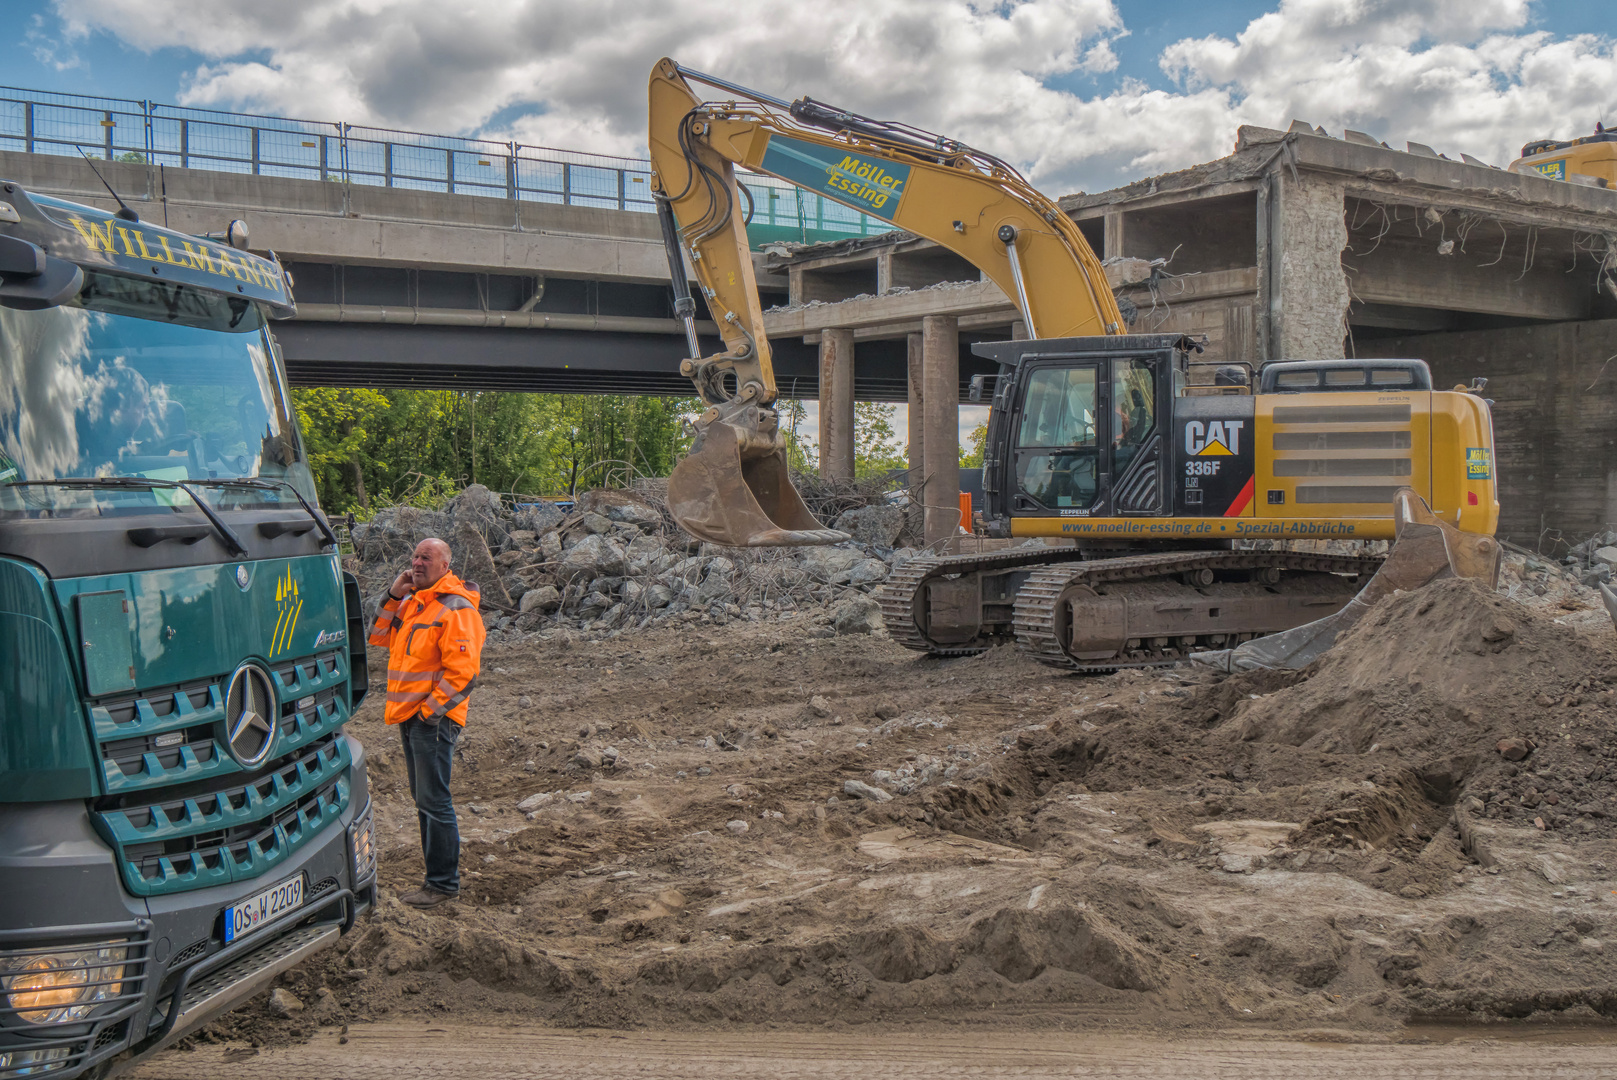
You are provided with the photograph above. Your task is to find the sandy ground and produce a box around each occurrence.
[133,1021,1617,1079]
[138,562,1617,1071]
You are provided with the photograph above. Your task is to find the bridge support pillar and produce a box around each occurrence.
[921,315,960,546]
[906,331,925,486]
[819,328,855,480]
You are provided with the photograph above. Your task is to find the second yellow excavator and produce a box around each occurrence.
[648,59,1504,671]
[1510,123,1616,189]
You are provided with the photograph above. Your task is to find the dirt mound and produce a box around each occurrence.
[1221,578,1617,838]
[1018,579,1616,842]
[1227,578,1553,750]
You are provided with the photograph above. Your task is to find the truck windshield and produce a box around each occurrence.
[0,269,314,515]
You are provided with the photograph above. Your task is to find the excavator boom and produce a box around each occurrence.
[647,57,1123,546]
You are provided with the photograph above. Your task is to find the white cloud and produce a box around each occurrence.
[26,13,83,71]
[48,0,1617,193]
[1159,0,1617,169]
[1078,39,1120,74]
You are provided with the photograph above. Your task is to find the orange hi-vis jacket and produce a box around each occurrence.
[367,571,486,726]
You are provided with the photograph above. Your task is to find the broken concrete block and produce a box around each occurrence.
[832,505,904,547]
[519,585,561,613]
[843,779,892,802]
[558,534,628,582]
[268,988,304,1017]
[832,594,883,635]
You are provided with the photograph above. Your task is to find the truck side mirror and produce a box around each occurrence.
[0,236,84,310]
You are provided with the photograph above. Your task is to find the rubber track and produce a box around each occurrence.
[1014,550,1385,673]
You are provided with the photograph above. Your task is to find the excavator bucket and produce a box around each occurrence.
[1191,488,1502,672]
[667,403,848,547]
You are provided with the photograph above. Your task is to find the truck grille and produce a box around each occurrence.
[88,652,348,795]
[95,735,352,897]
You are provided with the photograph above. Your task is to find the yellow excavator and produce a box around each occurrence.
[648,58,1504,670]
[1510,123,1616,189]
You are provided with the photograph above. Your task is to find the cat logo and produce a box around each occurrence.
[1184,420,1244,456]
[270,566,301,657]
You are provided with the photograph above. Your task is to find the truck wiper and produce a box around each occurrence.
[15,477,249,556]
[189,478,339,549]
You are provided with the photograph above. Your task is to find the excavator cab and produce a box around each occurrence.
[977,334,1186,533]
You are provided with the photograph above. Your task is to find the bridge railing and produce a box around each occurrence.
[0,86,891,246]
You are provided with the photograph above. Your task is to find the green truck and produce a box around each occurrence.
[0,181,374,1078]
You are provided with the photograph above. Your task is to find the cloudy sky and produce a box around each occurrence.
[12,0,1615,196]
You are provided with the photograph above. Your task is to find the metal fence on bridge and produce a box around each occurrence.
[0,86,891,248]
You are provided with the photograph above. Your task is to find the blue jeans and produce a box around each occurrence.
[399,717,461,895]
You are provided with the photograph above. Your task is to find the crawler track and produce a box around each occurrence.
[1011,550,1384,672]
[879,548,1384,671]
[878,546,1093,656]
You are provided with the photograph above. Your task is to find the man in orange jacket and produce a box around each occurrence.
[368,537,486,908]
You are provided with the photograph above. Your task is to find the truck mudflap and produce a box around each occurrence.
[1190,488,1502,672]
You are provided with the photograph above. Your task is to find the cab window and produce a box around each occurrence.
[1112,358,1156,474]
[1015,367,1099,510]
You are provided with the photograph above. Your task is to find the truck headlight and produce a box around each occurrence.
[349,802,376,883]
[2,943,127,1024]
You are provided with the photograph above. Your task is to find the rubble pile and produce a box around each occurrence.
[347,485,917,643]
[1497,544,1616,632]
[1557,529,1617,587]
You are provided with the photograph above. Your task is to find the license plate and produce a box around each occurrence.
[222,873,305,944]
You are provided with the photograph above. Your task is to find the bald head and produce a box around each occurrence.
[411,538,452,591]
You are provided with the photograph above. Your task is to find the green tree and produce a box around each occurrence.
[291,388,701,512]
[854,402,907,480]
[292,387,391,510]
[960,421,988,468]
[523,395,696,494]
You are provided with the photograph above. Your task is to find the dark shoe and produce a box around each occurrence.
[400,887,457,909]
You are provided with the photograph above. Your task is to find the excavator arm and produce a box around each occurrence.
[648,57,1123,547]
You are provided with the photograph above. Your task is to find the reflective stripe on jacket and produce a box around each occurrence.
[368,571,486,726]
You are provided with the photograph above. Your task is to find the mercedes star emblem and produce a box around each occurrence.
[235,565,251,589]
[225,663,278,768]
